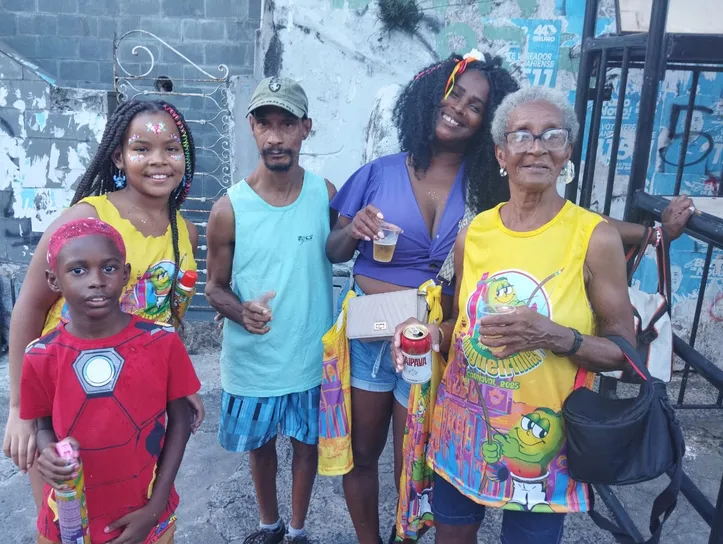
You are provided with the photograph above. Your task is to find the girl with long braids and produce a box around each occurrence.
[326,51,694,544]
[3,99,206,510]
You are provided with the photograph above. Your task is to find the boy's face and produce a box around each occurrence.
[46,235,130,320]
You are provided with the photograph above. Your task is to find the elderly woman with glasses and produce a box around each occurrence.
[391,86,653,544]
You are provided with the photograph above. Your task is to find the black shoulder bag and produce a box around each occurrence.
[562,336,685,544]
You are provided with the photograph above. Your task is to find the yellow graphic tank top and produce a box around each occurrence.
[428,201,602,514]
[43,195,197,333]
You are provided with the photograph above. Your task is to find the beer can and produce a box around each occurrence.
[401,324,433,384]
[55,439,90,544]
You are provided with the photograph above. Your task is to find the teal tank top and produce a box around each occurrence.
[220,171,333,397]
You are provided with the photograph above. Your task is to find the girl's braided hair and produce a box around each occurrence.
[393,53,520,213]
[71,99,196,326]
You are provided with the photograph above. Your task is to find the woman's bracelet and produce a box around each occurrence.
[438,325,445,348]
[552,328,583,357]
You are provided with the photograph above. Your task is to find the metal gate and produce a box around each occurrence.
[570,0,723,541]
[113,30,235,319]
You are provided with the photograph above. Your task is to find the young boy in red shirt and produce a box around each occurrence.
[20,218,200,544]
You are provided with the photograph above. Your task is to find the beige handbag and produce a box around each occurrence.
[346,285,429,342]
[345,207,476,342]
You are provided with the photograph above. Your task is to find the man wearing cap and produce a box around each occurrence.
[205,76,336,543]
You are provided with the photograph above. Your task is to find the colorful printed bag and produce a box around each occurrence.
[318,289,356,476]
[394,280,445,541]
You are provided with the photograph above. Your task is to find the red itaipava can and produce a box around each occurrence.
[401,324,433,384]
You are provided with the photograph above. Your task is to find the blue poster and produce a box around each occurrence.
[575,83,640,177]
[480,10,723,328]
[510,19,562,88]
[647,76,723,196]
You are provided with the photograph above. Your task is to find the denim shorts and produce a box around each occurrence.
[432,473,566,544]
[336,280,411,407]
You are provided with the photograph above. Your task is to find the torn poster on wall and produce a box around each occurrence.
[492,19,561,88]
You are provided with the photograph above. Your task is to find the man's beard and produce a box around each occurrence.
[262,148,294,172]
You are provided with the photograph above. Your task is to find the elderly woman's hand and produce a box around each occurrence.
[476,307,571,360]
[661,195,696,240]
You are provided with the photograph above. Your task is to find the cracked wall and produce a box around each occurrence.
[250,0,722,363]
[0,43,107,346]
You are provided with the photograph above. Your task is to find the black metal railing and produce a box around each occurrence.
[569,0,723,542]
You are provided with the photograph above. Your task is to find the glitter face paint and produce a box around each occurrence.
[128,133,142,145]
[170,154,184,161]
[170,134,180,142]
[128,154,144,162]
[145,121,167,135]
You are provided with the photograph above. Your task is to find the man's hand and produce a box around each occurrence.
[3,407,37,473]
[241,290,275,334]
[36,438,78,489]
[106,504,159,544]
[662,194,696,240]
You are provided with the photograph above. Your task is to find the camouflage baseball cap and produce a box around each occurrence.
[247,76,309,118]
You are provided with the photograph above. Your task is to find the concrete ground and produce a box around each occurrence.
[1,347,721,543]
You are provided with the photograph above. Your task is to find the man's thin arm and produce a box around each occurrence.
[204,196,245,325]
[600,214,647,246]
[326,179,338,229]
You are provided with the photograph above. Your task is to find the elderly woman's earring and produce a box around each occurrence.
[499,167,508,177]
[565,161,575,185]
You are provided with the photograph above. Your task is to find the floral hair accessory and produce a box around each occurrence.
[444,49,485,100]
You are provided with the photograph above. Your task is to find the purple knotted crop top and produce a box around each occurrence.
[330,153,465,296]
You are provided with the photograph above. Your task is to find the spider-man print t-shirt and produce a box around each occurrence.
[20,316,201,544]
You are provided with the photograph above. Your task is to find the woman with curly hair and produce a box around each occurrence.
[325,52,693,544]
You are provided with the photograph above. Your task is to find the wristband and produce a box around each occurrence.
[552,328,583,357]
[438,325,445,347]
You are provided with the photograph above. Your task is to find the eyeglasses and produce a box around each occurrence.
[503,128,570,152]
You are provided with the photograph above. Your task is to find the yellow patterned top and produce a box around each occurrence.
[43,195,197,333]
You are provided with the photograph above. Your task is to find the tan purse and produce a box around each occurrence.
[346,286,428,342]
[345,207,476,342]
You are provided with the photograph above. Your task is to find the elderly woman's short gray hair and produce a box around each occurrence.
[490,87,580,146]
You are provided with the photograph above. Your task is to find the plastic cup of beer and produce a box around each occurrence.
[482,303,516,356]
[373,222,403,263]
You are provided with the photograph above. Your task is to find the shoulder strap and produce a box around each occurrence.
[626,227,672,304]
[436,206,476,285]
[626,227,654,281]
[656,229,672,303]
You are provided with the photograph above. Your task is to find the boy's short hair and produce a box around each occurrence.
[47,218,126,271]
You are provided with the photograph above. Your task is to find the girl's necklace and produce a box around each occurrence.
[128,203,168,234]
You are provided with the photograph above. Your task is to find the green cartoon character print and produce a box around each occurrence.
[482,408,565,512]
[486,276,528,309]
